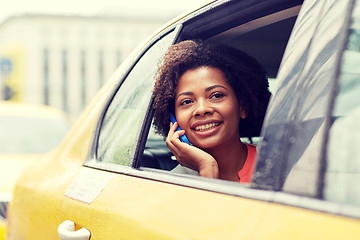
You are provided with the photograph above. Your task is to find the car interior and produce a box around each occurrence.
[140,2,303,172]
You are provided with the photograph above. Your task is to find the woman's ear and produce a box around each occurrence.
[239,107,247,119]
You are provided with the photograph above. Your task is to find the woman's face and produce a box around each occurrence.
[175,66,246,150]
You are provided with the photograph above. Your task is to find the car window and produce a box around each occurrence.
[140,8,301,174]
[252,0,326,191]
[253,0,353,196]
[97,29,178,165]
[325,1,360,206]
[282,0,353,196]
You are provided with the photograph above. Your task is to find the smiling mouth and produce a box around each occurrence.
[194,122,221,132]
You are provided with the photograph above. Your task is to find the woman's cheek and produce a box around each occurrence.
[176,111,190,132]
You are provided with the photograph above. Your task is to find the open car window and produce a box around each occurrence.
[140,3,302,173]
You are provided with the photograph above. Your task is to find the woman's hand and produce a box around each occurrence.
[166,122,219,179]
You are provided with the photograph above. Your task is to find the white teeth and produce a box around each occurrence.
[195,123,220,132]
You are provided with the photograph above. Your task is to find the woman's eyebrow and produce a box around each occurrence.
[176,85,228,101]
[176,91,193,101]
[205,85,228,92]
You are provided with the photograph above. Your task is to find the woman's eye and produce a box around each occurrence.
[211,93,225,99]
[180,99,192,106]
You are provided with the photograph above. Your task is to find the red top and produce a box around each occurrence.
[238,144,257,183]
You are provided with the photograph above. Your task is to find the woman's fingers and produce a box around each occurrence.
[166,122,182,153]
[166,122,175,145]
[167,122,186,146]
[165,121,219,178]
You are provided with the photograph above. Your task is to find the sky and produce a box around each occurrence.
[0,0,212,24]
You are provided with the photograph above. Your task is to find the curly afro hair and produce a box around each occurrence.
[152,40,271,138]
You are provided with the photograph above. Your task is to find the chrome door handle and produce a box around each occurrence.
[58,220,91,240]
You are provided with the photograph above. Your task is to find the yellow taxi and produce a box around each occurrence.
[6,0,360,239]
[0,101,72,240]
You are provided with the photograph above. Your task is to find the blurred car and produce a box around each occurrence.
[0,101,72,239]
[6,0,360,239]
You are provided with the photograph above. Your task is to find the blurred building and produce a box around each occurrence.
[0,13,171,116]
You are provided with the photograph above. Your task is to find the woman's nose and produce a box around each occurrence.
[193,100,213,117]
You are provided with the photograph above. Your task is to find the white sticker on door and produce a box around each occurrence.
[64,167,113,204]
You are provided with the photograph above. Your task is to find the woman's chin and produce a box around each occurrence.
[192,139,222,151]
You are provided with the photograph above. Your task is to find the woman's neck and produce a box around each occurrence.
[206,138,248,181]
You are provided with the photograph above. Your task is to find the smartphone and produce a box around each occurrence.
[169,113,191,145]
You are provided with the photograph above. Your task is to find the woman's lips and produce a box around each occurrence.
[190,121,223,140]
[194,122,221,132]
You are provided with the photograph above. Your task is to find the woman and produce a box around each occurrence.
[152,40,270,182]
